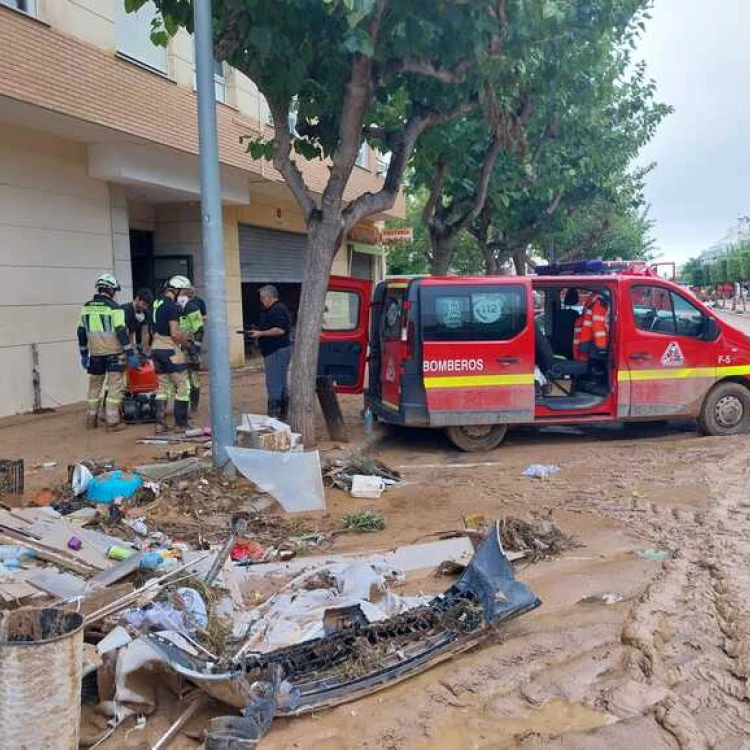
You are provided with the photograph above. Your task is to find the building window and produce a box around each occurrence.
[356,142,369,169]
[376,152,390,177]
[213,59,226,104]
[192,48,226,103]
[1,0,36,14]
[116,0,168,74]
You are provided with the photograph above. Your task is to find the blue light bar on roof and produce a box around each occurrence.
[535,259,633,276]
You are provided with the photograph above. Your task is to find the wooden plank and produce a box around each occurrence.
[0,509,37,536]
[0,529,95,576]
[316,376,349,442]
[87,551,145,589]
[27,569,87,600]
[0,582,43,602]
[25,518,112,570]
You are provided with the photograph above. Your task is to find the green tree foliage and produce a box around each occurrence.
[132,0,514,443]
[386,190,483,275]
[534,168,656,263]
[412,3,670,274]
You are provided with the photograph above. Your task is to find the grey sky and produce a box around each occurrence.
[636,0,750,262]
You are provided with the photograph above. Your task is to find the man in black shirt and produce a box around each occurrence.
[249,285,292,420]
[122,288,153,354]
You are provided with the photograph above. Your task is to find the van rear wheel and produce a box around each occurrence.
[445,424,508,452]
[698,382,750,436]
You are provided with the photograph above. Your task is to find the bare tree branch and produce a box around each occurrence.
[490,0,507,55]
[321,0,389,212]
[454,134,503,233]
[342,99,479,229]
[385,58,474,84]
[268,99,317,222]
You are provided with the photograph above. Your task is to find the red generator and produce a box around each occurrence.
[122,360,160,423]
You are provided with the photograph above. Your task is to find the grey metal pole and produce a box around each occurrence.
[194,0,233,467]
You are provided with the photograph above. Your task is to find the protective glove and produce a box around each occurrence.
[80,352,89,371]
[128,354,141,370]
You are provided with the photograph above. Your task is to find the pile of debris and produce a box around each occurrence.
[0,447,559,747]
[463,514,581,562]
[323,454,403,498]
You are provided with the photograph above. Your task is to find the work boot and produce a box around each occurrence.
[105,409,127,433]
[85,411,98,430]
[174,400,192,431]
[190,386,200,414]
[279,395,289,422]
[155,402,169,435]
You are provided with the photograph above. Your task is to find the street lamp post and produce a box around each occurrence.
[193,0,234,467]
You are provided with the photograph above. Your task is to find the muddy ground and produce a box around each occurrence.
[2,369,750,749]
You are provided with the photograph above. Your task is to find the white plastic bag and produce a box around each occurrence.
[72,463,93,496]
[226,447,326,512]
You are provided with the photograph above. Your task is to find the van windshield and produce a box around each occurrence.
[421,285,527,342]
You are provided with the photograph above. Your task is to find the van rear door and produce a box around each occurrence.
[318,276,371,394]
[419,278,535,426]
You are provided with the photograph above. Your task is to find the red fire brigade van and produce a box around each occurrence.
[319,261,750,451]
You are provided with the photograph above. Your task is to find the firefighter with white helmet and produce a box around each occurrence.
[151,275,191,433]
[77,273,138,431]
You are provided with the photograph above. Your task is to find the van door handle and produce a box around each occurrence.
[629,352,652,361]
[497,357,520,365]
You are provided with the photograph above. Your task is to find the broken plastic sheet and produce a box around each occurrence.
[241,559,431,652]
[226,447,326,513]
[144,522,541,715]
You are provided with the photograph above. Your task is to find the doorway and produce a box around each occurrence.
[129,230,155,293]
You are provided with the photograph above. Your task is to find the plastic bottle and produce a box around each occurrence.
[363,407,374,435]
[0,545,35,562]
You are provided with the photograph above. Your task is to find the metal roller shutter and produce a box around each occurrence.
[238,225,307,283]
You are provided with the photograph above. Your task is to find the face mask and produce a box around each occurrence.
[135,312,146,323]
[177,295,189,309]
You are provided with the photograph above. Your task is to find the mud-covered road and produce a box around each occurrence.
[3,374,750,748]
[261,423,750,750]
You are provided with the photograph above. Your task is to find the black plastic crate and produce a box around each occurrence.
[0,459,24,496]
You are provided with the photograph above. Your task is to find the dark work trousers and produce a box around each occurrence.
[264,345,291,402]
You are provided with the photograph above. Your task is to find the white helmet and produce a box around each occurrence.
[96,273,120,292]
[166,275,193,291]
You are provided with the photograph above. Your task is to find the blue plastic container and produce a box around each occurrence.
[85,471,143,504]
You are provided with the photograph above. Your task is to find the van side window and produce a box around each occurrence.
[421,285,527,342]
[382,290,405,341]
[671,292,705,337]
[630,285,705,338]
[322,290,359,332]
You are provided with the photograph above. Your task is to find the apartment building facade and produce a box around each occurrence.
[0,0,401,417]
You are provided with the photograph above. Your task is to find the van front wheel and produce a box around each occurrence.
[698,382,750,436]
[445,424,508,452]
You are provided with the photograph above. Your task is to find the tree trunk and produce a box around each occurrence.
[512,250,527,276]
[483,245,499,275]
[430,233,454,275]
[288,219,341,446]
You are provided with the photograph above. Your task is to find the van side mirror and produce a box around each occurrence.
[702,316,720,341]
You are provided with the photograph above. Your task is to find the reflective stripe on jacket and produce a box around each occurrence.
[573,297,609,361]
[77,295,130,357]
